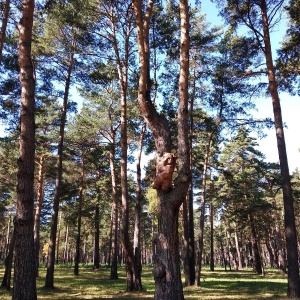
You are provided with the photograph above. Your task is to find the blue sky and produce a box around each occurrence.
[200,0,300,171]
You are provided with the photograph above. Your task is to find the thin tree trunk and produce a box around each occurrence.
[0,0,10,62]
[249,214,262,274]
[74,158,85,276]
[226,225,236,270]
[5,213,12,257]
[111,3,141,289]
[1,231,15,290]
[63,225,69,263]
[234,222,243,270]
[196,201,205,287]
[210,202,214,271]
[219,237,228,271]
[196,132,213,286]
[133,122,146,290]
[271,197,287,272]
[186,53,197,286]
[56,211,61,264]
[265,234,275,268]
[34,155,45,277]
[93,205,100,269]
[109,139,119,280]
[13,0,37,297]
[260,1,300,297]
[182,194,190,286]
[45,42,74,289]
[182,65,197,283]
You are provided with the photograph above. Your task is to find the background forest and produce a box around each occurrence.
[0,0,300,299]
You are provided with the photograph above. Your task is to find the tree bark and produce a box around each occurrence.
[260,0,300,297]
[13,0,37,298]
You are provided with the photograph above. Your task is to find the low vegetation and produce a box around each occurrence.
[0,265,288,299]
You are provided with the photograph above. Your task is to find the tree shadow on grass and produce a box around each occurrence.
[0,266,289,300]
[187,269,288,300]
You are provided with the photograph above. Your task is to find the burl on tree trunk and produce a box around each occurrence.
[151,153,176,193]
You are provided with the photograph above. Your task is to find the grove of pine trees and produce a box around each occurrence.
[0,0,300,299]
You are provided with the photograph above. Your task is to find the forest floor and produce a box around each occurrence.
[0,264,288,299]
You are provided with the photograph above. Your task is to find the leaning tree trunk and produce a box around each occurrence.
[13,0,37,298]
[45,43,74,289]
[133,1,190,298]
[260,0,300,297]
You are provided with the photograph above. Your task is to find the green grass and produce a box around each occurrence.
[0,265,289,299]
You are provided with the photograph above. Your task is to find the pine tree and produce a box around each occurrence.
[13,0,37,298]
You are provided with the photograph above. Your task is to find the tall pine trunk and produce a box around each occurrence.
[45,43,74,289]
[34,154,45,277]
[74,158,85,276]
[93,205,100,269]
[13,0,37,298]
[260,0,300,297]
[109,138,119,280]
[196,132,213,286]
[133,123,146,290]
[209,202,214,271]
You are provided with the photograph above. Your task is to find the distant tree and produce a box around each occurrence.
[218,128,270,274]
[12,0,37,298]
